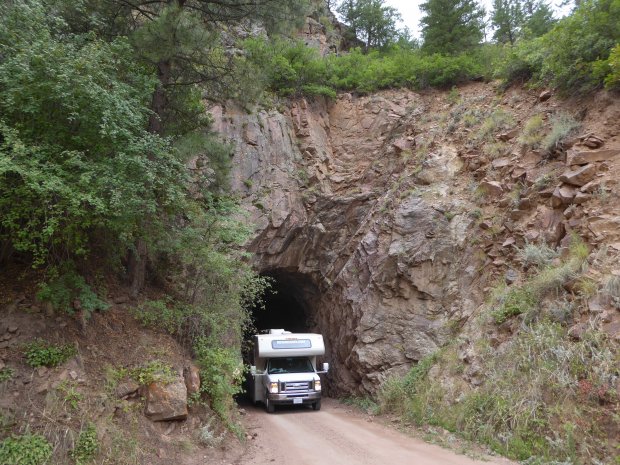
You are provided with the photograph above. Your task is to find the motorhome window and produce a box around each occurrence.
[267,357,314,374]
[271,339,311,349]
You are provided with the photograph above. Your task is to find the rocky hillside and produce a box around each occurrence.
[212,84,619,392]
[211,82,620,460]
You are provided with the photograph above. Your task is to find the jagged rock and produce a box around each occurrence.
[144,377,188,422]
[479,180,504,196]
[539,90,553,101]
[116,379,140,399]
[559,164,596,186]
[566,148,619,166]
[183,364,200,395]
[574,191,591,204]
[551,185,577,207]
[491,157,512,169]
[497,128,519,142]
[568,322,589,340]
[391,137,411,153]
[580,134,605,148]
[505,269,519,284]
[539,207,565,245]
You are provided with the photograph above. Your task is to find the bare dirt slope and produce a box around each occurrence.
[235,399,516,465]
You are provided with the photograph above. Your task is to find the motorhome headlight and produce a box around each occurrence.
[269,382,279,394]
[314,379,321,391]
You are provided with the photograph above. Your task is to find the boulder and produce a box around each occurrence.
[497,128,519,142]
[145,377,188,422]
[539,90,553,101]
[551,185,577,207]
[559,164,596,186]
[479,180,504,196]
[391,137,412,153]
[573,191,591,204]
[580,134,604,148]
[183,364,201,396]
[566,148,619,166]
[116,379,140,399]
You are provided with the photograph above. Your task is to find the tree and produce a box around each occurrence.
[492,0,523,44]
[62,0,310,293]
[337,0,403,50]
[420,0,486,54]
[521,0,555,37]
[491,0,555,44]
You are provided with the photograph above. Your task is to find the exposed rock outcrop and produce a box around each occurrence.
[210,84,620,395]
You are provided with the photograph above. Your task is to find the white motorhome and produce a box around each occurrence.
[248,329,329,413]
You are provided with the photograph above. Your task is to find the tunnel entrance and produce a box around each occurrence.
[251,270,318,334]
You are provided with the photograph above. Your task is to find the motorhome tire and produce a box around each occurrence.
[312,400,321,411]
[266,395,275,413]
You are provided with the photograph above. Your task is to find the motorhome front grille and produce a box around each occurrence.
[282,381,311,392]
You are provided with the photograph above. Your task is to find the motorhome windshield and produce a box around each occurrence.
[267,357,314,374]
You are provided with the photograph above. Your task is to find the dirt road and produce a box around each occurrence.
[235,399,515,465]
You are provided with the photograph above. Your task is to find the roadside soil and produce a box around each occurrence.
[231,398,516,465]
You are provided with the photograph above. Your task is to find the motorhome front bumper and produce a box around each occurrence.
[268,391,321,405]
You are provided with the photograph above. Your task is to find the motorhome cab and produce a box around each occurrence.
[249,329,329,413]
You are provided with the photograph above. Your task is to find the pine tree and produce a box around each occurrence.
[420,0,485,54]
[337,0,402,50]
[491,0,555,44]
[521,0,556,37]
[491,0,523,44]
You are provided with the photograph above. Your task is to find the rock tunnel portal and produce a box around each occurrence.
[251,270,320,334]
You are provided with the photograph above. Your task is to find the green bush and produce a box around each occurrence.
[0,434,52,465]
[36,266,108,318]
[0,368,13,383]
[24,340,77,368]
[194,341,244,421]
[70,424,99,465]
[130,361,176,386]
[604,44,620,88]
[497,0,620,92]
[0,1,187,267]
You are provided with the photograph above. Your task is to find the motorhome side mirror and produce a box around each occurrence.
[250,365,257,375]
[322,362,329,372]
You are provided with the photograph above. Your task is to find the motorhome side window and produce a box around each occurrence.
[267,357,314,374]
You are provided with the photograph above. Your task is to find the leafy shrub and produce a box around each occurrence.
[0,434,52,465]
[603,44,620,89]
[194,341,244,421]
[0,367,13,383]
[496,0,620,92]
[70,424,99,465]
[130,361,176,386]
[491,287,537,324]
[24,340,77,368]
[36,266,108,318]
[57,381,83,410]
[0,2,187,267]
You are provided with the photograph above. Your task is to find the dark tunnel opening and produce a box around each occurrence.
[251,270,317,334]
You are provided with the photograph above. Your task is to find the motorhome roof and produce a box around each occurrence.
[255,332,325,357]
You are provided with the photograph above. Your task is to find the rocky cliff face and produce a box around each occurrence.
[210,84,620,395]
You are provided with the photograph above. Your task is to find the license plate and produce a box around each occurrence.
[293,398,302,404]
